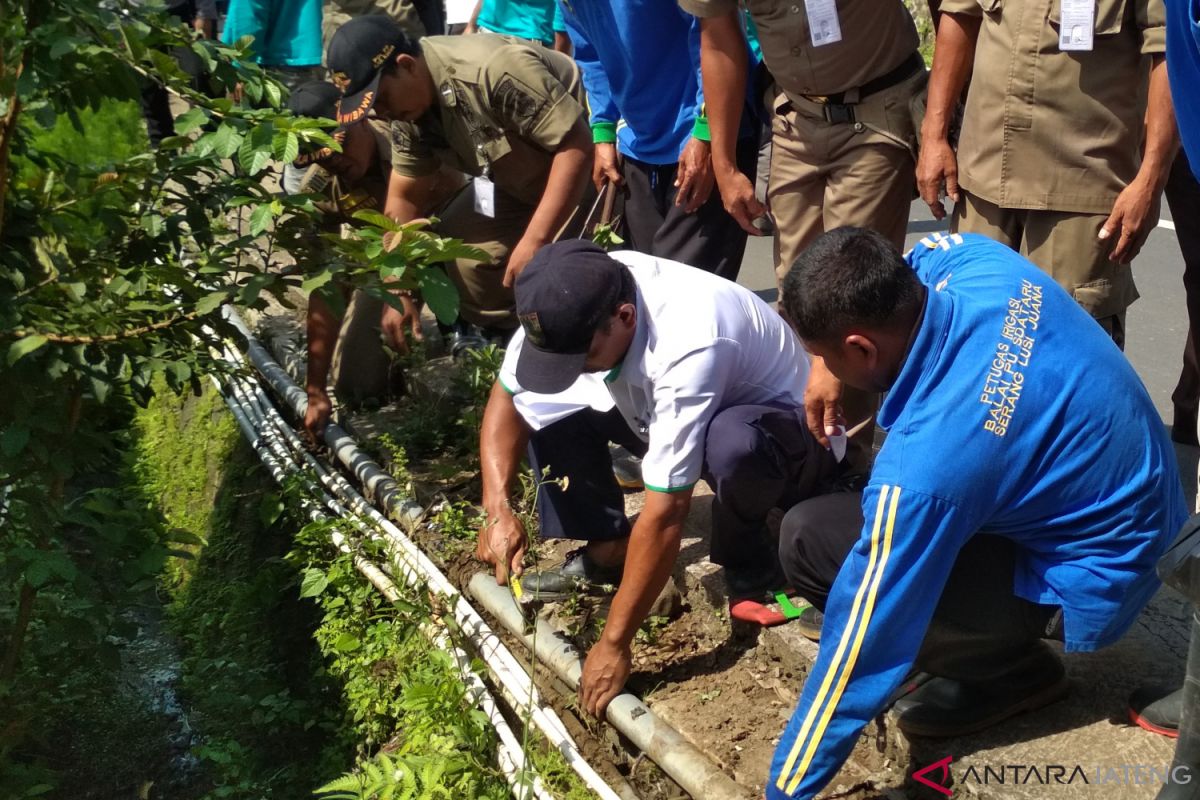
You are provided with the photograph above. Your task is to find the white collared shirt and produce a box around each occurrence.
[499,251,810,492]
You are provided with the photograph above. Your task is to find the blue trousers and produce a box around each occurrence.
[528,404,841,575]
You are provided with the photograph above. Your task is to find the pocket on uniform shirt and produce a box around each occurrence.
[1047,0,1128,37]
[980,0,1002,15]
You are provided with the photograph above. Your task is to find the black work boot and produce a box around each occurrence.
[1130,686,1183,738]
[1157,611,1200,799]
[892,642,1069,738]
[520,547,623,601]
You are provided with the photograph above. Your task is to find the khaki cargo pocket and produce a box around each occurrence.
[1072,276,1138,320]
[856,70,927,156]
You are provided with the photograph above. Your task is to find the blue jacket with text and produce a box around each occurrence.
[769,233,1187,799]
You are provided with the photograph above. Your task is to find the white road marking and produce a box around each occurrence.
[1160,218,1176,231]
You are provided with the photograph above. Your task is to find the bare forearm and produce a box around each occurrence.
[522,127,591,244]
[480,382,531,513]
[698,12,747,174]
[600,494,689,648]
[1137,56,1178,192]
[383,170,440,225]
[306,292,340,393]
[921,13,979,141]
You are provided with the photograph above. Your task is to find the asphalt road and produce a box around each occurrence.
[734,196,1191,424]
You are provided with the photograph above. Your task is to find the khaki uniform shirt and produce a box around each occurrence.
[323,0,425,47]
[389,34,589,207]
[944,0,1166,213]
[678,0,920,98]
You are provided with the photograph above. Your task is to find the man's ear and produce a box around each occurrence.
[844,333,879,368]
[394,53,417,74]
[616,302,637,329]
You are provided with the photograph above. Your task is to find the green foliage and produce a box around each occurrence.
[0,2,484,791]
[289,524,509,800]
[166,433,350,798]
[591,221,625,250]
[128,378,238,587]
[25,99,149,167]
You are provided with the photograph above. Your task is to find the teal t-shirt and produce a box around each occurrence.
[477,0,563,46]
[221,0,323,67]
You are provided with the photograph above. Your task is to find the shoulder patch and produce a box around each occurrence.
[390,122,418,152]
[492,74,548,127]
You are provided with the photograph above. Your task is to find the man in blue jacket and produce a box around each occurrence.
[557,0,759,279]
[768,229,1187,799]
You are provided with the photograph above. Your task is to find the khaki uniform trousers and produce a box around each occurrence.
[330,183,527,402]
[331,290,394,404]
[432,181,532,331]
[953,191,1140,350]
[768,78,919,470]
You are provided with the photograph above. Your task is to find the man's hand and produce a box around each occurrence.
[593,142,623,192]
[381,294,423,353]
[674,137,715,213]
[304,387,333,442]
[1099,176,1158,265]
[476,504,528,584]
[580,637,632,718]
[714,163,767,236]
[503,235,544,288]
[804,357,844,449]
[916,137,960,221]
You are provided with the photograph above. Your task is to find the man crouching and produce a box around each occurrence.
[476,239,850,717]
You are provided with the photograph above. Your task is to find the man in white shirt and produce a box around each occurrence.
[476,239,845,717]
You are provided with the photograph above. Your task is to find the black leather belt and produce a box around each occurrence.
[795,51,925,124]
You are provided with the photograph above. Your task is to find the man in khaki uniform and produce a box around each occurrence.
[282,81,403,437]
[680,0,927,468]
[326,16,592,350]
[917,0,1177,349]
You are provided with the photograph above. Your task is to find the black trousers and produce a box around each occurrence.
[529,404,840,576]
[780,492,1063,681]
[621,135,759,282]
[1168,152,1200,428]
[138,3,213,146]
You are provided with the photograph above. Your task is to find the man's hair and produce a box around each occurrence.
[380,33,422,72]
[781,227,923,343]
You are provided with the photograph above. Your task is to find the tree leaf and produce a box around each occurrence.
[299,568,329,598]
[248,204,274,236]
[301,269,334,294]
[333,632,361,652]
[174,107,207,135]
[418,268,460,325]
[1,425,30,457]
[209,124,243,158]
[7,335,48,365]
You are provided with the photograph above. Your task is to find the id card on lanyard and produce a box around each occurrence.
[473,143,496,218]
[1059,0,1095,51]
[805,0,843,47]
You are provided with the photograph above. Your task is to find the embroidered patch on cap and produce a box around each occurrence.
[519,312,546,347]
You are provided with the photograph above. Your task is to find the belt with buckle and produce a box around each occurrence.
[797,52,925,124]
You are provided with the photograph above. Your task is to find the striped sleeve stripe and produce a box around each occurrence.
[776,486,902,795]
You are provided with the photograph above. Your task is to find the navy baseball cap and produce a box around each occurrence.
[514,240,632,394]
[327,16,409,126]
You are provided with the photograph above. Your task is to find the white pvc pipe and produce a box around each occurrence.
[219,310,740,799]
[217,379,550,800]
[468,574,750,800]
[226,369,617,797]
